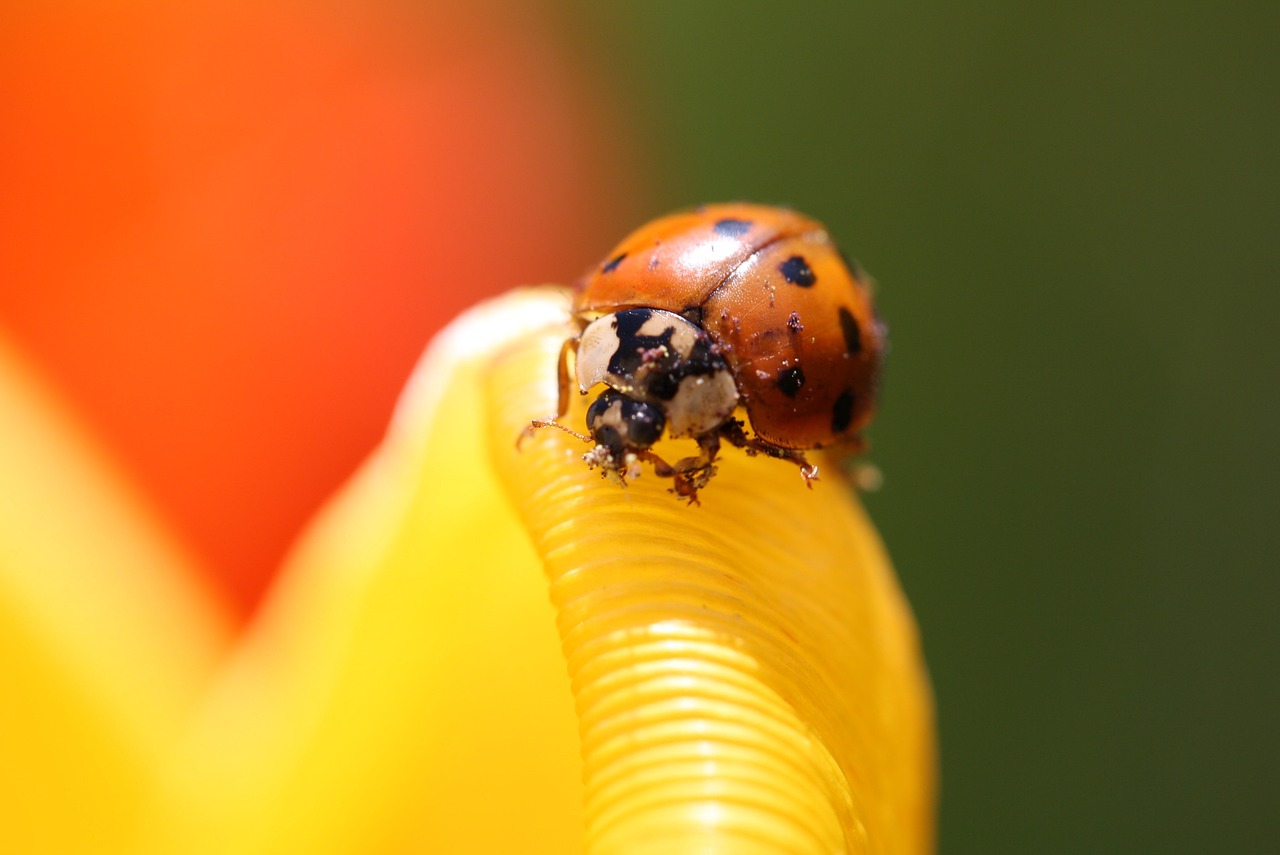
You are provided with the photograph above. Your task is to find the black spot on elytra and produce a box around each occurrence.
[713,218,752,238]
[831,388,856,433]
[787,311,803,333]
[777,365,805,398]
[601,252,627,274]
[838,307,862,355]
[779,255,816,287]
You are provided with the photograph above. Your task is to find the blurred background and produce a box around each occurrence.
[2,1,1275,852]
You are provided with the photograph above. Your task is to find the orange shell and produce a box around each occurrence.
[575,203,884,450]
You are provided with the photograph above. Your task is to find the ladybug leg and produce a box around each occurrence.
[633,450,694,504]
[634,450,703,506]
[717,420,819,488]
[517,337,580,449]
[636,432,721,505]
[759,446,818,488]
[787,452,820,489]
[554,335,576,420]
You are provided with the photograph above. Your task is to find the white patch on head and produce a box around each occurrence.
[576,314,623,392]
[665,369,739,437]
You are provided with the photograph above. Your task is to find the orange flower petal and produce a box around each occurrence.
[0,334,232,854]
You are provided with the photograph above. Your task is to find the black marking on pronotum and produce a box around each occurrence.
[644,371,679,400]
[787,311,803,333]
[777,365,806,398]
[832,388,856,433]
[602,252,627,274]
[607,309,728,402]
[713,218,753,238]
[838,307,862,356]
[607,310,674,380]
[779,255,816,287]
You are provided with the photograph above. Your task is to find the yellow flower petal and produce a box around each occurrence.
[147,292,585,854]
[0,335,232,855]
[151,287,933,854]
[487,293,935,855]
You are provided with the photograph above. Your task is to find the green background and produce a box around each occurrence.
[557,2,1278,851]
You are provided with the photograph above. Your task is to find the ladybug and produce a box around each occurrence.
[530,203,885,500]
